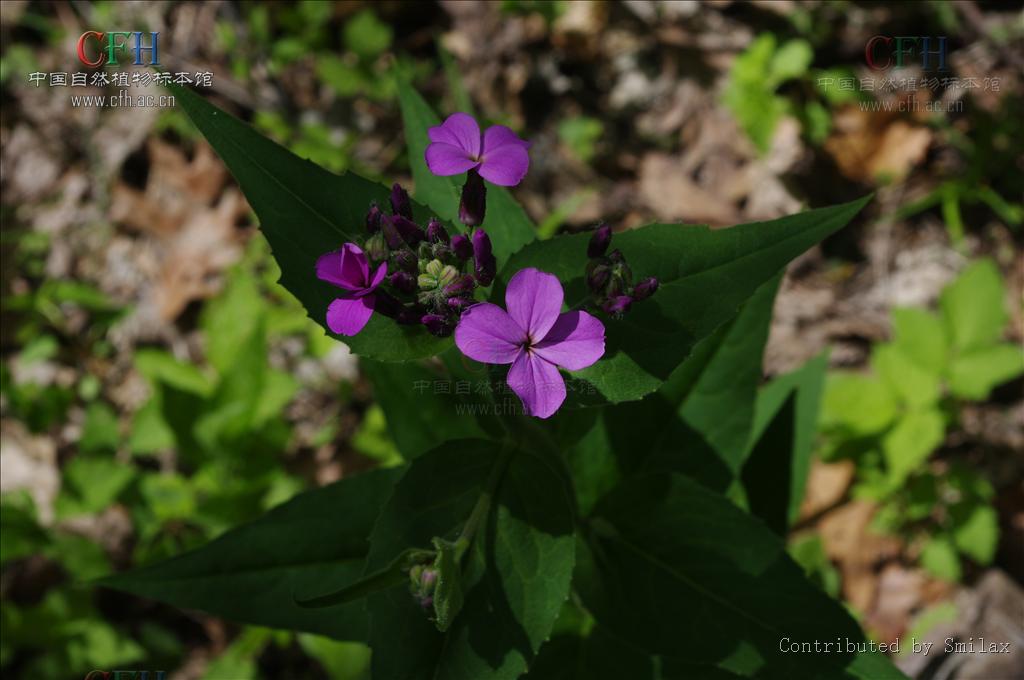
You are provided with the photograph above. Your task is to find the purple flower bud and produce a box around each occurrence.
[602,295,633,316]
[421,569,438,587]
[366,203,383,233]
[447,296,475,311]
[472,229,496,287]
[459,169,487,227]
[392,249,418,274]
[422,313,453,337]
[389,270,416,294]
[588,223,612,258]
[632,276,659,301]
[450,234,473,261]
[443,274,476,297]
[391,183,413,220]
[607,249,625,264]
[426,218,450,244]
[587,263,610,293]
[393,215,426,246]
[381,215,405,249]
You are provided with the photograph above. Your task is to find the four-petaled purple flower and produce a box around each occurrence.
[425,113,530,187]
[455,268,605,419]
[316,243,388,336]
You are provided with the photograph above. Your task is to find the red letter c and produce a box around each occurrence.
[77,31,104,67]
[865,35,892,71]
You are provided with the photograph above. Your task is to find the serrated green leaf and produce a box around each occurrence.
[940,259,1008,352]
[98,467,402,640]
[500,197,870,406]
[365,439,575,680]
[396,80,536,269]
[881,409,945,484]
[578,473,906,679]
[167,82,450,362]
[872,343,942,408]
[890,307,948,374]
[948,344,1024,400]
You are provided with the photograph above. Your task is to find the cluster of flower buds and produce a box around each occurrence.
[361,183,496,337]
[585,223,659,318]
[408,563,438,611]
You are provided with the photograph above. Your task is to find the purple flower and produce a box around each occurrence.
[588,223,612,258]
[455,268,605,419]
[425,113,530,187]
[316,243,388,336]
[450,234,473,260]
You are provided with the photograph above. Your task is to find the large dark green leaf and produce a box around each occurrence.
[578,474,906,680]
[97,467,401,641]
[365,439,575,680]
[168,83,449,361]
[498,197,870,404]
[396,81,536,268]
[741,351,829,534]
[361,348,497,460]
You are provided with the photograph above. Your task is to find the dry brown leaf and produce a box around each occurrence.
[824,106,932,184]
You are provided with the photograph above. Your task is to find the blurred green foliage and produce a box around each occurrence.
[820,259,1022,582]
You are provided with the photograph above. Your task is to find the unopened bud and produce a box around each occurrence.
[607,249,625,264]
[586,262,610,293]
[447,296,475,311]
[602,295,633,316]
[393,215,425,247]
[381,215,405,249]
[391,183,413,220]
[389,270,416,294]
[588,223,612,258]
[392,249,417,274]
[632,276,659,301]
[365,233,388,263]
[366,203,383,233]
[450,234,473,260]
[459,169,487,227]
[426,218,450,244]
[422,314,453,337]
[444,274,476,297]
[373,290,401,318]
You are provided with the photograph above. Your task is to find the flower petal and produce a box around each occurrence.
[533,310,606,370]
[454,302,525,364]
[478,144,529,186]
[341,242,369,284]
[425,142,479,176]
[427,112,481,157]
[505,268,563,341]
[507,353,566,419]
[354,261,388,298]
[483,125,530,153]
[326,295,375,336]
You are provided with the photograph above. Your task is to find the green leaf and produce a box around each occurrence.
[940,259,1008,352]
[98,467,402,640]
[525,626,657,680]
[134,349,212,397]
[361,351,491,460]
[344,9,393,60]
[430,537,465,632]
[872,343,942,408]
[951,505,999,564]
[578,473,906,679]
[768,39,814,87]
[881,409,945,485]
[365,439,575,680]
[396,80,536,269]
[741,351,829,533]
[500,197,870,406]
[821,372,897,436]
[948,344,1024,400]
[890,307,948,375]
[167,82,450,361]
[57,457,135,518]
[920,536,961,582]
[79,402,120,453]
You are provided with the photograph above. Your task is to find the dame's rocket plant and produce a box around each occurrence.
[315,111,657,419]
